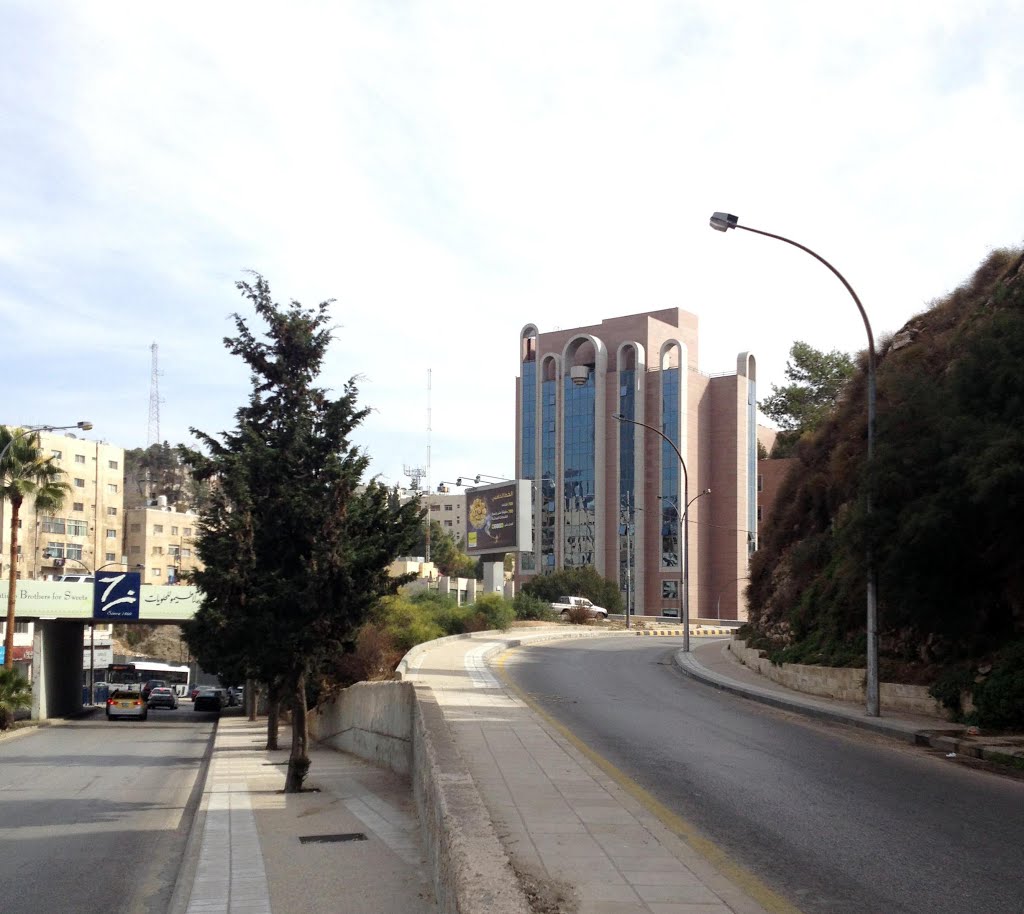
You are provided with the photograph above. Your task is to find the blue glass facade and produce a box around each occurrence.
[520,359,537,571]
[540,374,557,569]
[660,367,680,569]
[563,370,596,568]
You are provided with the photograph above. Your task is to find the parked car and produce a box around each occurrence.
[106,689,148,721]
[193,688,223,712]
[550,595,609,619]
[141,679,166,701]
[147,686,179,710]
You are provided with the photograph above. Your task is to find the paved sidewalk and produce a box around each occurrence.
[407,632,783,914]
[173,716,437,914]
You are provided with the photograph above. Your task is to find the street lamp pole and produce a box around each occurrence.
[612,413,709,652]
[709,212,879,717]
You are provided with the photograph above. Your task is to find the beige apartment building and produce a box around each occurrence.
[124,499,202,585]
[425,488,467,544]
[0,429,126,581]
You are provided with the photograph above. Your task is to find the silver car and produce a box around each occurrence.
[106,689,148,721]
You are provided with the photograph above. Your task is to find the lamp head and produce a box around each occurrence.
[77,421,93,431]
[709,212,738,232]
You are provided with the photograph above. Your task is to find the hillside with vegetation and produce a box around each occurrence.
[747,247,1024,727]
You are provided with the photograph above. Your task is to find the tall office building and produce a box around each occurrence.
[515,309,757,621]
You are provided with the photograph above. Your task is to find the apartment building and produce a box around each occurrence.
[515,309,757,621]
[124,499,202,585]
[0,429,126,581]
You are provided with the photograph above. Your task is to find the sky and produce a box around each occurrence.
[2,1,1022,493]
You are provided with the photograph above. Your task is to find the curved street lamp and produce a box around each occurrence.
[612,413,709,652]
[0,421,93,465]
[709,212,879,717]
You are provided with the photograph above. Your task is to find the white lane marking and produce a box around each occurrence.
[465,643,501,688]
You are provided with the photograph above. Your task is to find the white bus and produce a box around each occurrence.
[106,661,191,697]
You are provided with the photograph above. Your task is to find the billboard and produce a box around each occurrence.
[465,479,533,556]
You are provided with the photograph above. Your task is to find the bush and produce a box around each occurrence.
[470,593,515,632]
[513,591,556,621]
[564,604,594,625]
[973,642,1024,730]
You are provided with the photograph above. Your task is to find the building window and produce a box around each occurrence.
[151,567,161,578]
[108,460,119,469]
[182,548,192,558]
[183,527,192,537]
[130,545,141,555]
[107,483,118,494]
[51,449,63,459]
[430,504,440,512]
[73,502,84,512]
[105,553,116,562]
[42,517,66,534]
[169,545,180,557]
[67,543,83,561]
[152,546,164,555]
[757,475,763,492]
[171,526,178,535]
[75,454,86,464]
[444,520,453,527]
[107,507,117,516]
[106,529,117,539]
[662,580,678,599]
[67,519,87,536]
[153,524,164,534]
[444,504,453,512]
[74,478,85,488]
[130,523,141,533]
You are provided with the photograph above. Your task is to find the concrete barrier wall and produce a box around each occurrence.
[310,674,530,914]
[310,680,415,776]
[728,639,952,718]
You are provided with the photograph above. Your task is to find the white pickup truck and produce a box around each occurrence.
[550,596,608,619]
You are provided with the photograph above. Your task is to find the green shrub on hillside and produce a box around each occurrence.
[973,642,1024,730]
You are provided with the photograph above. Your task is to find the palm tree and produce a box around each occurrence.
[2,427,71,670]
[0,667,32,729]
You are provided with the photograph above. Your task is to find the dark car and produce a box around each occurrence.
[193,688,223,712]
[141,679,166,701]
[147,686,179,710]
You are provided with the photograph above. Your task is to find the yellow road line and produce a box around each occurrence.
[493,649,803,914]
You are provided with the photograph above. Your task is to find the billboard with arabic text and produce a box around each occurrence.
[465,479,533,556]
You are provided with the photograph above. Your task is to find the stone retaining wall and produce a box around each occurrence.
[727,639,952,719]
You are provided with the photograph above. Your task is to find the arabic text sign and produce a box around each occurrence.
[94,572,142,620]
[465,479,533,555]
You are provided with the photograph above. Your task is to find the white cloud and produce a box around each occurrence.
[1,0,1022,488]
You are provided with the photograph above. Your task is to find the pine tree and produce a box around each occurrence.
[183,275,423,791]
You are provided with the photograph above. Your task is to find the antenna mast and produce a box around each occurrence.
[146,342,161,502]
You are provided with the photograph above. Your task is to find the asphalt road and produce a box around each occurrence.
[502,636,1024,914]
[0,705,216,914]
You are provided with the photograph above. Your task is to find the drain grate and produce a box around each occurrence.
[299,832,368,845]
